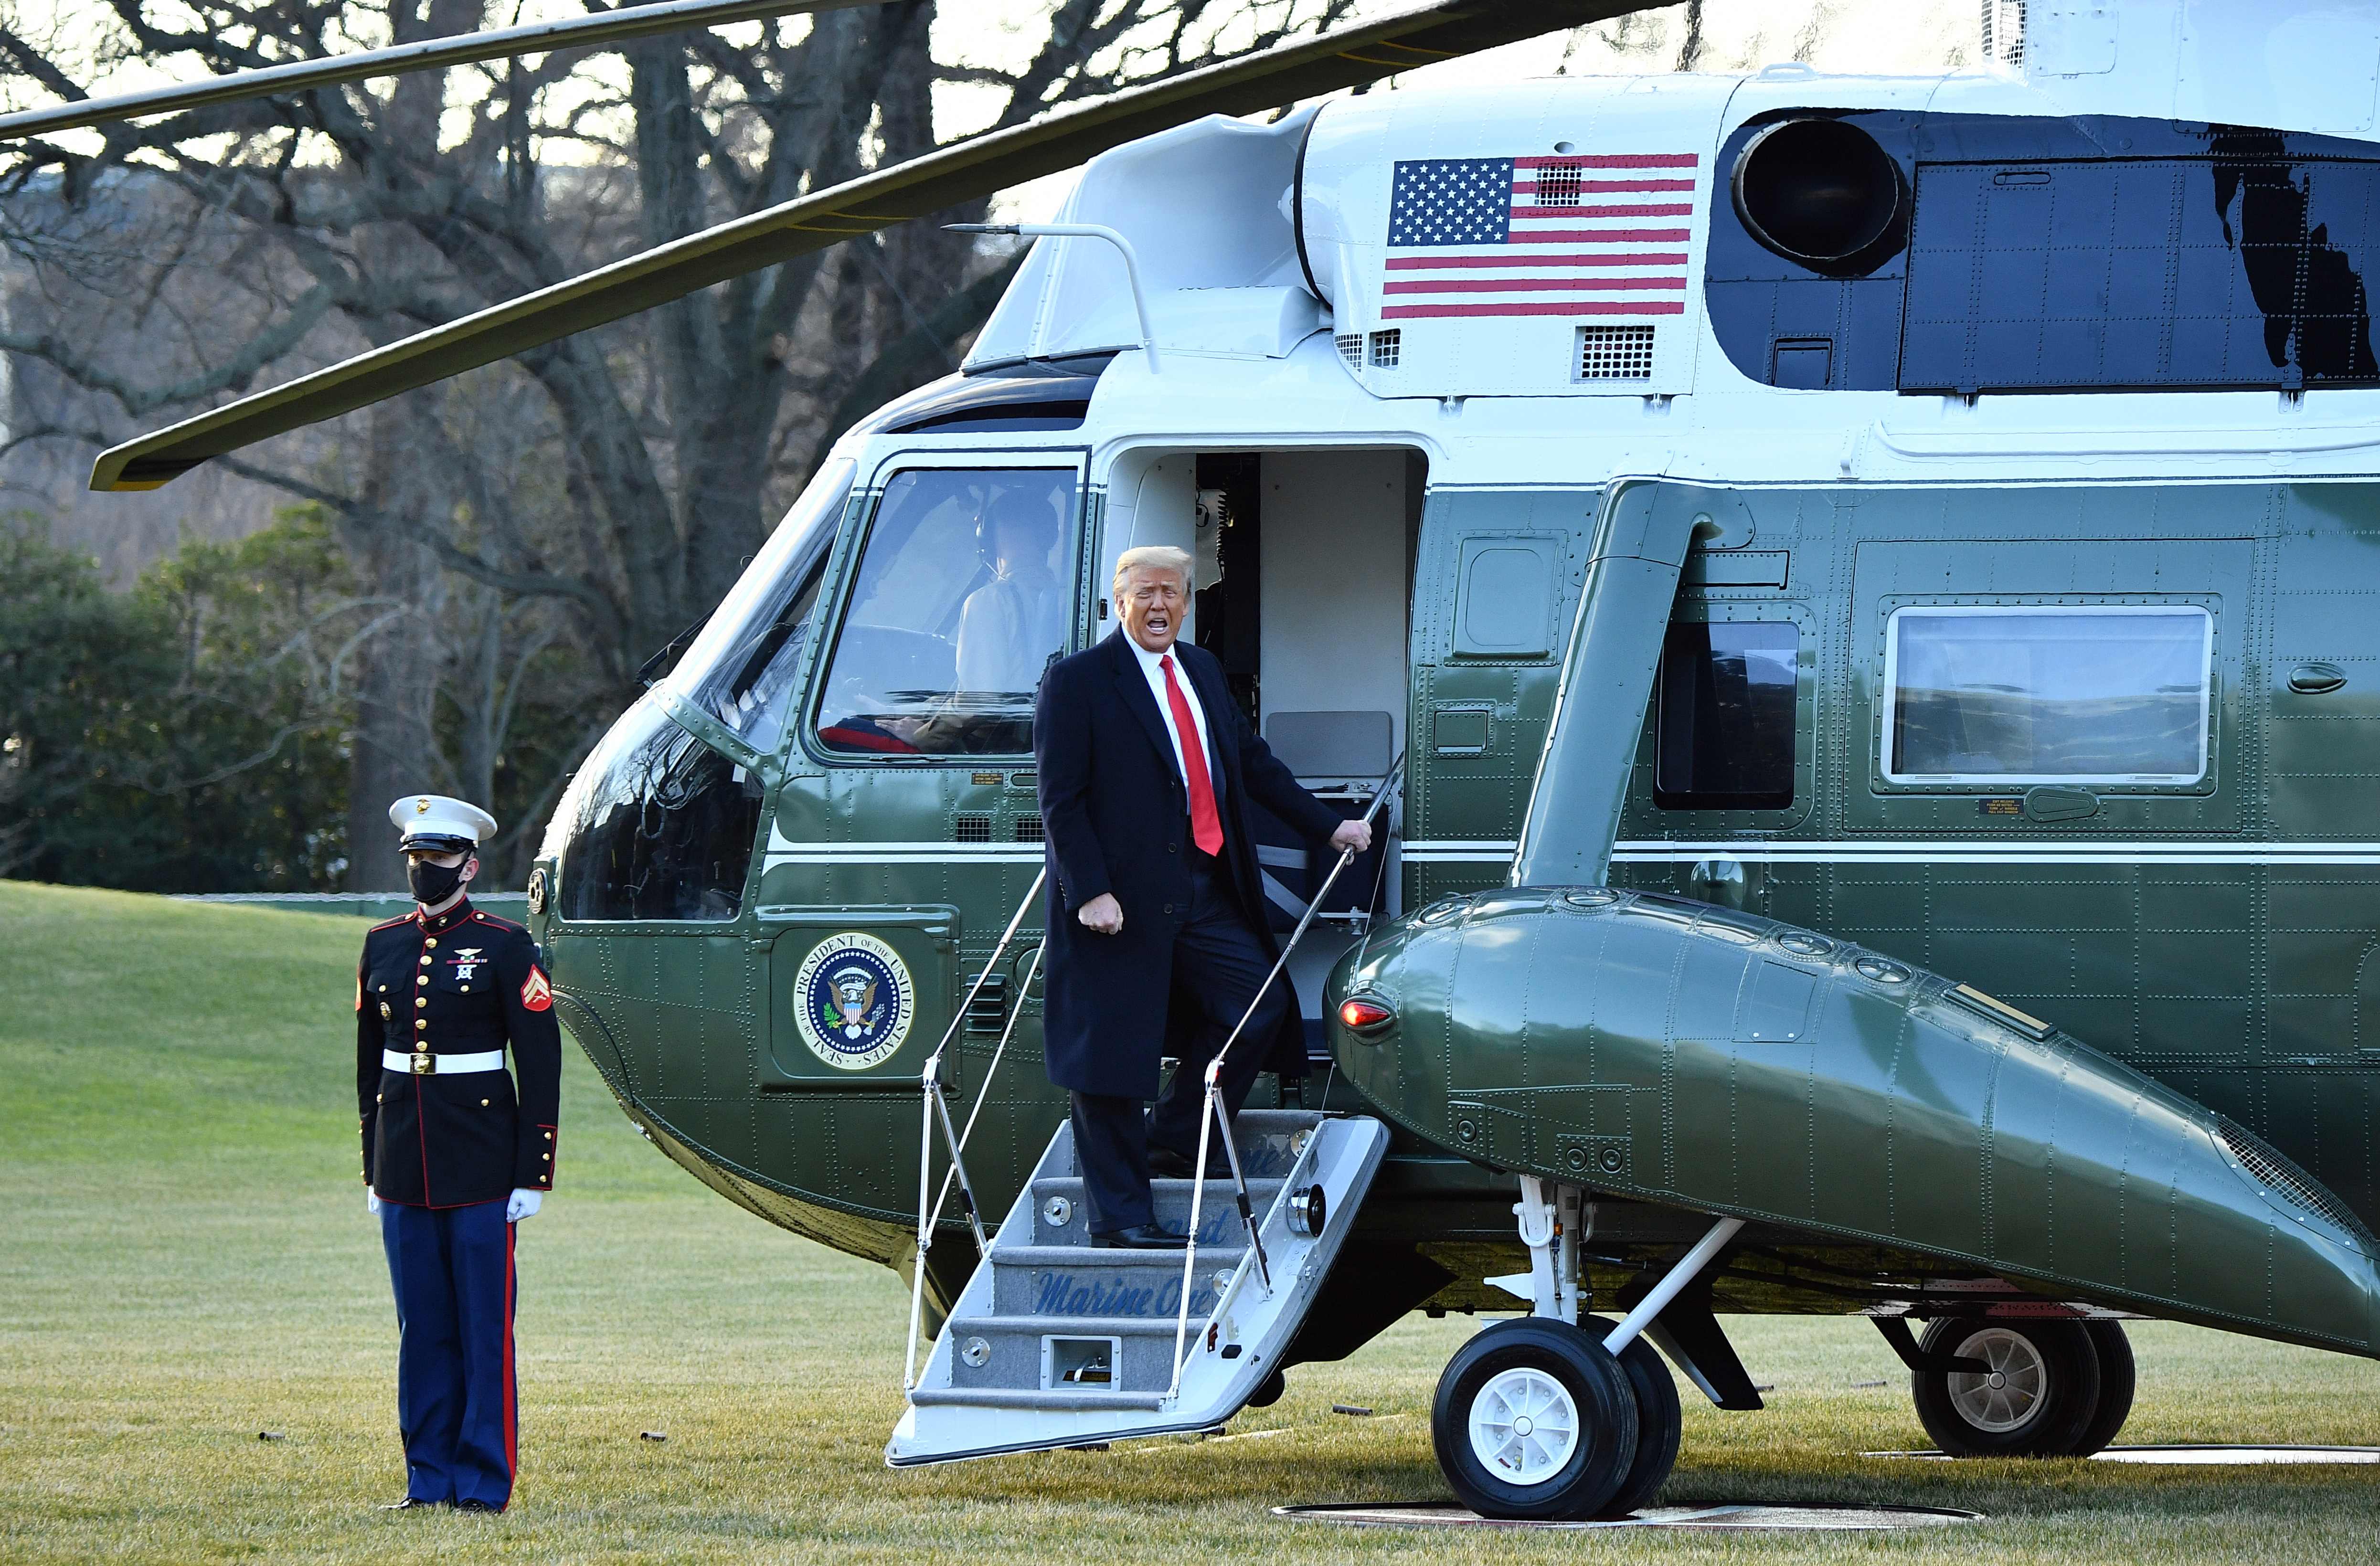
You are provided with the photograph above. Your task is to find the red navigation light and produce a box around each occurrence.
[1339,998,1395,1031]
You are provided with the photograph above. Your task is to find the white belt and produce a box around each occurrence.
[383,1048,506,1076]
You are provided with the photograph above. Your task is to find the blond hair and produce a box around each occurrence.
[1113,544,1195,596]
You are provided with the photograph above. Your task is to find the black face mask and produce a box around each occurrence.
[408,857,468,908]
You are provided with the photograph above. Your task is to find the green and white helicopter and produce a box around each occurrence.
[40,0,2380,1520]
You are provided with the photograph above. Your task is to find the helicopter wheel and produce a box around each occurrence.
[1430,1318,1638,1520]
[2072,1321,2136,1457]
[1910,1317,2104,1457]
[1581,1315,1682,1518]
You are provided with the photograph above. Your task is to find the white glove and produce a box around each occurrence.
[367,1189,382,1216]
[506,1188,543,1223]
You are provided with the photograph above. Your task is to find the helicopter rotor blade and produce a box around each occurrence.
[0,0,894,142]
[90,0,1640,492]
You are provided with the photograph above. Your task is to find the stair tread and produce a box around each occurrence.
[948,1314,1201,1336]
[990,1243,1246,1268]
[908,1386,1172,1411]
[1034,1174,1286,1192]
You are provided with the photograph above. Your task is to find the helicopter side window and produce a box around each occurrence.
[1654,621,1798,811]
[815,467,1077,757]
[550,693,765,921]
[1884,606,2211,784]
[674,457,855,752]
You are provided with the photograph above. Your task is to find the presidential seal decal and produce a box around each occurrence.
[792,932,914,1070]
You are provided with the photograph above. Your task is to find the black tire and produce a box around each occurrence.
[1582,1315,1682,1518]
[1911,1317,2103,1458]
[1431,1318,1639,1520]
[2072,1321,2136,1457]
[1245,1368,1286,1408]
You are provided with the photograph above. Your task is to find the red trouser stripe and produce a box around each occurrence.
[503,1220,518,1488]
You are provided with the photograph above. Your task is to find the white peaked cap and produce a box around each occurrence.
[389,793,499,851]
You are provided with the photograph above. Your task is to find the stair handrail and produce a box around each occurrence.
[1166,752,1403,1400]
[904,869,1045,1393]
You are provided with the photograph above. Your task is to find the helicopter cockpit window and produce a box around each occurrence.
[673,457,855,753]
[1884,606,2212,784]
[551,693,765,921]
[1654,622,1799,811]
[815,467,1076,757]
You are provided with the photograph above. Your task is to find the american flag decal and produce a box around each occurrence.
[1381,153,1698,319]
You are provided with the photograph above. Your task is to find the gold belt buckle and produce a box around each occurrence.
[410,1051,435,1075]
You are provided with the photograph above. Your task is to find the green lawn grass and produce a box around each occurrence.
[2,880,2374,1563]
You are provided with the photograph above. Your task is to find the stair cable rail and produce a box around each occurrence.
[1167,752,1405,1399]
[904,869,1045,1393]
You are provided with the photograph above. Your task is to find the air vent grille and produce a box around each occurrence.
[1577,324,1656,381]
[1536,161,1583,206]
[1335,332,1364,369]
[1368,328,1402,368]
[1980,0,2026,66]
[2216,1117,2377,1248]
[1013,816,1044,843]
[966,974,1009,1035]
[953,815,993,844]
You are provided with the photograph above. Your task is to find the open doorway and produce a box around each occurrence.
[1102,444,1425,1065]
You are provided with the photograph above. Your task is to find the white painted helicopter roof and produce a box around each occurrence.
[939,3,2380,497]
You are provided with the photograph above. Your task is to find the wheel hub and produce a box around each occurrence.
[1945,1327,2047,1434]
[1467,1367,1580,1485]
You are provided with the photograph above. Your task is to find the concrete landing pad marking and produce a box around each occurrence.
[1275,1502,1984,1531]
[1866,1446,2380,1466]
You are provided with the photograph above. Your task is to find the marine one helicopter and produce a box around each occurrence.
[38,0,2380,1521]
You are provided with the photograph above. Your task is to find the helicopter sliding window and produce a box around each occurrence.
[1654,622,1798,811]
[550,694,764,921]
[672,457,856,754]
[1883,606,2212,784]
[815,466,1077,757]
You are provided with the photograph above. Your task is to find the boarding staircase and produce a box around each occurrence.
[886,1108,1389,1465]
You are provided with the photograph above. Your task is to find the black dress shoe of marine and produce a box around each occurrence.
[1092,1223,1189,1249]
[451,1498,504,1514]
[1148,1146,1231,1181]
[380,1497,444,1512]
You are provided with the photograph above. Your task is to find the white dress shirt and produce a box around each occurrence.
[1124,632,1225,811]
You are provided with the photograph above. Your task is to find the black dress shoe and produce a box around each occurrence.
[1148,1147,1231,1181]
[451,1498,504,1514]
[380,1497,443,1512]
[1092,1223,1189,1249]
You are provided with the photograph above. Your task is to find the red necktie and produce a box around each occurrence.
[1161,654,1224,856]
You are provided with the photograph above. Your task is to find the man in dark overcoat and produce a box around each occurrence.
[357,794,561,1511]
[1034,545,1370,1246]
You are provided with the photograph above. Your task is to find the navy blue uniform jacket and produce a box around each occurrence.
[356,899,562,1207]
[1034,630,1345,1099]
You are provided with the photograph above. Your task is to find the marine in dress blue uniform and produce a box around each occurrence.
[357,795,560,1513]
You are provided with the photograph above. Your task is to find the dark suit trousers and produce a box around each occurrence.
[1070,852,1291,1234]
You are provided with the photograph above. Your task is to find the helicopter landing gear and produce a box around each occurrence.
[1431,1186,1732,1519]
[1584,1313,1682,1516]
[1432,1317,1639,1519]
[1908,1317,2131,1457]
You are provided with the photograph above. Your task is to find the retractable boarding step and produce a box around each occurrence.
[887,1109,1390,1465]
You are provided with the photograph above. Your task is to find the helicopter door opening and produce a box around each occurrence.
[1104,446,1423,1072]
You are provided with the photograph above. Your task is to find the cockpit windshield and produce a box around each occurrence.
[546,693,764,921]
[672,457,856,753]
[815,466,1077,757]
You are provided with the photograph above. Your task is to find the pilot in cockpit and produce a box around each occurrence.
[952,487,1066,705]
